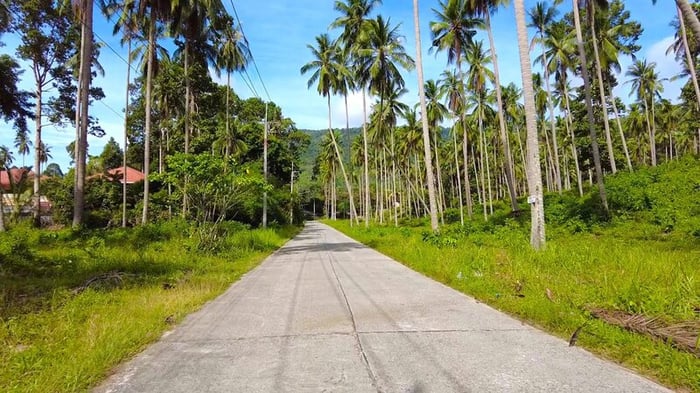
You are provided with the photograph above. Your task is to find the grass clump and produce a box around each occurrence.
[0,221,299,393]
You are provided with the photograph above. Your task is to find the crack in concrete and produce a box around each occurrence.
[325,242,382,393]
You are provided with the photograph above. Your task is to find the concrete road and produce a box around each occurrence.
[95,222,671,393]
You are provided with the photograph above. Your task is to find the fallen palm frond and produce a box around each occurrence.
[589,308,699,357]
[72,271,130,294]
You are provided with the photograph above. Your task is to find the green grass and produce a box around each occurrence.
[324,219,700,391]
[0,220,299,393]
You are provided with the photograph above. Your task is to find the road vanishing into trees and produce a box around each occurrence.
[95,222,670,393]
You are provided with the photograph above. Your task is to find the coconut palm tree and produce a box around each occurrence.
[356,15,414,224]
[215,15,250,157]
[572,0,608,213]
[439,69,467,222]
[529,1,562,192]
[331,0,382,227]
[413,0,439,231]
[301,34,359,225]
[538,20,584,194]
[653,0,700,46]
[468,0,520,214]
[171,0,224,155]
[103,0,140,226]
[514,0,545,250]
[669,5,700,114]
[464,40,495,219]
[129,0,174,224]
[13,132,31,168]
[430,0,480,219]
[584,1,618,174]
[626,59,664,166]
[424,79,448,224]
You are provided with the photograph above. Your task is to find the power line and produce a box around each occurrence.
[228,0,271,102]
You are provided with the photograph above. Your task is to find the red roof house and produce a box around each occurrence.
[105,166,145,184]
[0,168,34,192]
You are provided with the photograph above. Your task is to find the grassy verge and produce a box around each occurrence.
[325,219,699,391]
[0,220,299,393]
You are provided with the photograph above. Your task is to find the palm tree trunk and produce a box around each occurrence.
[455,60,474,219]
[362,89,371,226]
[573,0,608,213]
[486,12,519,212]
[73,0,93,229]
[327,95,358,224]
[650,98,658,166]
[478,111,487,220]
[483,124,493,215]
[608,91,633,171]
[452,124,464,225]
[563,90,583,196]
[226,71,231,155]
[515,0,545,250]
[0,186,5,232]
[433,129,445,225]
[344,93,351,166]
[679,6,700,111]
[541,48,562,193]
[589,4,617,174]
[142,16,155,225]
[34,87,42,226]
[677,0,700,46]
[391,128,398,226]
[472,143,482,206]
[122,37,131,227]
[413,0,439,231]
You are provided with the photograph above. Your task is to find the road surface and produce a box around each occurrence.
[95,222,670,393]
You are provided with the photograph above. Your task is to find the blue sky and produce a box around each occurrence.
[0,0,685,171]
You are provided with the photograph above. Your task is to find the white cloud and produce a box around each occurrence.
[646,36,684,101]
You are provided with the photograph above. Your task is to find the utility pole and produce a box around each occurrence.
[290,161,294,224]
[263,102,268,228]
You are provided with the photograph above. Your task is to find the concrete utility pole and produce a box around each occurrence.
[263,102,268,228]
[290,161,294,224]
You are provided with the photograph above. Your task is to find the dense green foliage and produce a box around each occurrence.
[0,221,299,392]
[326,158,700,391]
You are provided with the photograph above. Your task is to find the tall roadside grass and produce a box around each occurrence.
[0,220,299,393]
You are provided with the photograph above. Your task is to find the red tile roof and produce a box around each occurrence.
[0,168,34,191]
[106,166,145,184]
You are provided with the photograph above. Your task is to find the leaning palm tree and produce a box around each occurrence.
[653,0,700,46]
[468,0,520,214]
[514,0,545,250]
[572,0,608,213]
[301,34,359,225]
[669,5,700,114]
[413,0,439,232]
[430,0,480,219]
